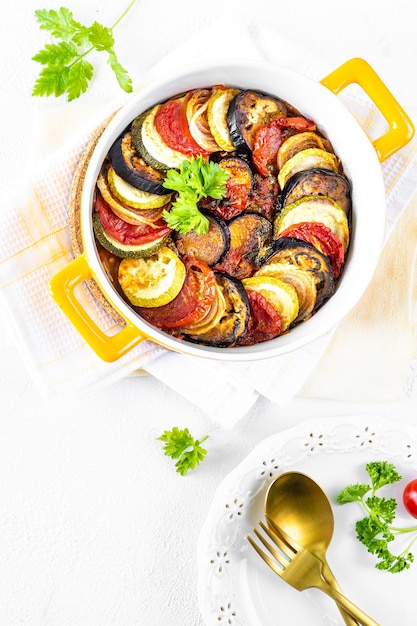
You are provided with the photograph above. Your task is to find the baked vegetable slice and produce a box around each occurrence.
[107,166,172,210]
[186,88,221,153]
[131,107,188,171]
[227,90,288,151]
[255,261,318,322]
[203,154,254,220]
[93,192,171,259]
[185,273,250,346]
[214,213,272,279]
[277,168,352,216]
[108,130,168,195]
[265,238,334,308]
[277,148,340,189]
[118,247,186,307]
[174,213,230,266]
[242,275,299,331]
[207,87,240,151]
[274,194,350,252]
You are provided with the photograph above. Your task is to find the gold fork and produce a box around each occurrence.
[247,518,380,626]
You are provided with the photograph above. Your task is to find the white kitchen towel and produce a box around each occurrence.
[0,18,416,427]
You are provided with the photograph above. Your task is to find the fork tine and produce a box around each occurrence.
[265,515,303,552]
[252,526,289,569]
[247,534,287,578]
[259,520,298,557]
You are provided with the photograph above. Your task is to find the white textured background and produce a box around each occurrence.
[1,1,417,624]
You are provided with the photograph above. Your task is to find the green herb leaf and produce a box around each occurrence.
[337,460,417,573]
[162,156,229,235]
[32,2,137,100]
[158,427,209,476]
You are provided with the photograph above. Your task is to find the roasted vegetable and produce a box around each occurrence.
[214,213,272,279]
[186,88,221,152]
[118,246,186,307]
[277,148,341,190]
[242,275,299,331]
[185,273,250,346]
[276,131,333,170]
[265,238,334,308]
[207,87,240,151]
[274,194,350,252]
[108,130,168,195]
[131,107,187,171]
[235,290,282,346]
[255,260,318,323]
[174,212,230,265]
[227,90,288,151]
[277,168,352,217]
[203,154,254,220]
[106,165,172,210]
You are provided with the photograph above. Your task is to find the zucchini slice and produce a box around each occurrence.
[227,90,288,151]
[278,168,352,217]
[92,212,169,259]
[108,131,167,195]
[255,262,317,323]
[207,87,240,152]
[107,166,172,210]
[131,107,187,171]
[274,195,350,251]
[242,275,299,331]
[266,238,334,308]
[118,247,186,307]
[277,148,340,189]
[185,273,250,346]
[276,131,333,170]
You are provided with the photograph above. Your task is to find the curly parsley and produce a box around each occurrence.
[158,427,209,476]
[337,461,417,573]
[162,156,230,235]
[32,1,137,100]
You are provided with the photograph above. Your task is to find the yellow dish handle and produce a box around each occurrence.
[49,253,146,362]
[320,57,414,162]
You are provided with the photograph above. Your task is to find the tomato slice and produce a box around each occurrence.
[154,96,209,157]
[237,290,282,346]
[138,258,216,329]
[278,221,345,277]
[252,116,316,176]
[95,193,171,245]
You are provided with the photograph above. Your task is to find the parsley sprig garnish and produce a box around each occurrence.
[158,427,209,476]
[337,461,417,573]
[162,156,230,235]
[32,1,137,100]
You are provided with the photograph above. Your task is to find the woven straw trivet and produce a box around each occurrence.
[68,115,124,325]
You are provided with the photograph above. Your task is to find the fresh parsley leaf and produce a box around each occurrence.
[158,427,209,476]
[162,156,229,235]
[337,460,417,573]
[32,1,137,100]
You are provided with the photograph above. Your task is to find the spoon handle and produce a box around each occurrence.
[318,577,380,626]
[321,560,361,626]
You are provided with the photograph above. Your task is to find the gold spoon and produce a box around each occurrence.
[265,471,359,626]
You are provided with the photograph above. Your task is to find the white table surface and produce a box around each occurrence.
[1,1,416,624]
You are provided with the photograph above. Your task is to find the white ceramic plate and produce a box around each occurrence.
[197,416,417,625]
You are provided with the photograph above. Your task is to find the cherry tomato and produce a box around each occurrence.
[95,193,171,245]
[403,478,417,518]
[154,96,208,157]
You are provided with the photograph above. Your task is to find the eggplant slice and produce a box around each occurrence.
[185,273,250,346]
[227,90,288,151]
[277,168,352,217]
[265,238,334,308]
[174,213,230,266]
[214,213,273,279]
[109,130,168,195]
